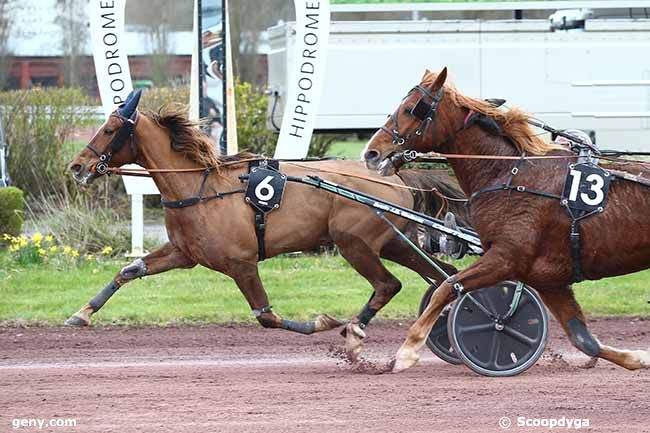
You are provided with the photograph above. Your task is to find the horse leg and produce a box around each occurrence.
[64,242,196,326]
[540,286,650,370]
[391,247,516,372]
[331,234,407,361]
[229,261,344,334]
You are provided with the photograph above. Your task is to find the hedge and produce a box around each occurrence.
[0,186,24,237]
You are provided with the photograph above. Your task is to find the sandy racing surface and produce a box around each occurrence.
[1,317,649,433]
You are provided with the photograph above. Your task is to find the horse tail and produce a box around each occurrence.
[397,169,469,223]
[397,169,470,255]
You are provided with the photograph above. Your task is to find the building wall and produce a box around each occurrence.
[4,55,192,93]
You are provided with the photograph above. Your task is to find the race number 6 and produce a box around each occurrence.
[568,169,605,206]
[255,175,276,201]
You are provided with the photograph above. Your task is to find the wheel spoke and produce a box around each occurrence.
[464,293,498,320]
[456,322,494,336]
[502,325,538,347]
[487,333,502,370]
[481,288,503,316]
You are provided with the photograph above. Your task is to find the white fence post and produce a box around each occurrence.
[128,193,145,257]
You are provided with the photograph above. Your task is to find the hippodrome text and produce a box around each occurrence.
[97,1,127,105]
[288,1,322,139]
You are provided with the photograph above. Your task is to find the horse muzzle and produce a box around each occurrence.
[70,162,99,186]
[377,158,397,176]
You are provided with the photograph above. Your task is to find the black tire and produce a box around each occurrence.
[448,281,548,377]
[419,285,462,365]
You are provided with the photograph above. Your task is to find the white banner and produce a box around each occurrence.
[89,0,157,204]
[274,0,330,159]
[88,0,133,119]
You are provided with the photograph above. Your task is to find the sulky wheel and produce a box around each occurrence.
[447,281,548,377]
[419,284,462,365]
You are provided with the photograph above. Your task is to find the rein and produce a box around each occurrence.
[284,161,467,203]
[102,157,266,176]
[102,158,468,205]
[407,151,578,161]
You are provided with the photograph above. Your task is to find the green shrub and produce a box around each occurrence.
[235,79,335,157]
[28,193,140,255]
[0,87,96,197]
[0,186,24,236]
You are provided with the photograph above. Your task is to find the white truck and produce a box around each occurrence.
[267,16,650,150]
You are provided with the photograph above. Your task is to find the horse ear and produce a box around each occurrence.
[429,66,448,91]
[421,69,432,81]
[119,89,143,118]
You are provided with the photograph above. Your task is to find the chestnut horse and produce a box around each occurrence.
[363,67,650,373]
[66,90,465,360]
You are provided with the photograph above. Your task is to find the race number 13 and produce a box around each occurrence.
[562,163,611,211]
[567,169,605,206]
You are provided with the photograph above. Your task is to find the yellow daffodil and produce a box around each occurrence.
[38,248,46,256]
[45,235,54,243]
[72,250,79,257]
[19,239,28,248]
[31,232,43,243]
[9,244,19,252]
[63,246,72,254]
[49,246,58,253]
[34,241,41,248]
[102,246,113,255]
[2,233,11,240]
[86,255,93,261]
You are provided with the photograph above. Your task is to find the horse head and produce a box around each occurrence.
[363,67,454,176]
[70,89,143,185]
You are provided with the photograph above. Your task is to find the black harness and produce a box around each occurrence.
[243,160,286,261]
[160,167,245,209]
[468,153,611,283]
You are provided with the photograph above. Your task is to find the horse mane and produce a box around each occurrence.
[422,72,561,155]
[145,105,259,170]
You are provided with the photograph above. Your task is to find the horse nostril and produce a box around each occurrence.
[364,150,380,162]
[70,164,82,175]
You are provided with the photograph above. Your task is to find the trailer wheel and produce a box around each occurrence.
[448,281,548,377]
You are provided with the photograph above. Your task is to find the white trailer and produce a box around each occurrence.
[267,18,650,150]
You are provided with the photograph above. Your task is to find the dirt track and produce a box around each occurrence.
[1,318,649,433]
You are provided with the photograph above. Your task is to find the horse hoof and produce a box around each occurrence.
[638,349,650,369]
[392,348,419,373]
[344,323,366,362]
[64,315,89,327]
[315,314,345,332]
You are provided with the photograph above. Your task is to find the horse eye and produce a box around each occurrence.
[104,129,114,135]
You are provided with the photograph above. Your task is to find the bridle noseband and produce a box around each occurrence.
[86,110,139,175]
